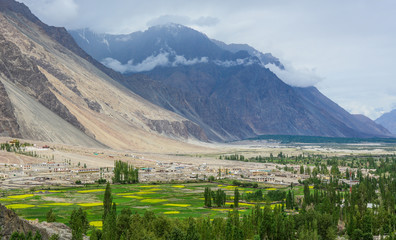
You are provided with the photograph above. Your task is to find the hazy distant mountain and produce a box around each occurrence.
[375,110,396,134]
[0,0,208,151]
[69,25,391,140]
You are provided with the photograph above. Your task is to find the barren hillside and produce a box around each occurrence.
[0,2,208,153]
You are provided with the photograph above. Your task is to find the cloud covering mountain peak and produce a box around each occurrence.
[101,52,209,73]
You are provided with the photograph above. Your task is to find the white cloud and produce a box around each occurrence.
[101,53,209,73]
[265,62,322,87]
[101,53,169,73]
[172,56,208,66]
[213,58,256,67]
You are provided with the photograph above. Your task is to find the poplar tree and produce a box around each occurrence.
[234,188,240,208]
[69,208,89,240]
[103,183,112,220]
[204,187,212,207]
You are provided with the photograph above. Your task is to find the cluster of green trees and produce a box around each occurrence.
[219,152,396,174]
[266,190,286,202]
[242,189,287,203]
[298,162,396,239]
[1,142,16,152]
[231,180,258,188]
[46,209,56,222]
[203,187,227,208]
[69,207,90,239]
[0,141,37,157]
[243,189,264,202]
[220,154,245,161]
[9,231,43,240]
[112,160,139,184]
[8,230,59,240]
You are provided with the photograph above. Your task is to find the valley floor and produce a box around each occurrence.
[0,137,395,190]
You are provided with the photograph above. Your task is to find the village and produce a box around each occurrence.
[0,139,374,190]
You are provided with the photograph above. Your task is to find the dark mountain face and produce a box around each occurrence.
[130,65,392,140]
[69,24,391,141]
[376,110,396,134]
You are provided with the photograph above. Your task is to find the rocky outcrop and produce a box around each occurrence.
[0,79,20,137]
[0,34,86,134]
[29,220,73,240]
[0,204,49,240]
[147,119,208,141]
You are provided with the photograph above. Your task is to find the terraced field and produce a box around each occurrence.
[0,182,293,227]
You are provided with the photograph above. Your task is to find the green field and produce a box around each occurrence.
[0,183,293,227]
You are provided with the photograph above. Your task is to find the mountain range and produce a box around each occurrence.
[69,25,391,141]
[0,0,392,151]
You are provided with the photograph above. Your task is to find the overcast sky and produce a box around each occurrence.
[18,0,396,120]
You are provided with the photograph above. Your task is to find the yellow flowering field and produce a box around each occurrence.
[77,189,105,193]
[237,202,255,207]
[164,211,180,214]
[123,196,144,199]
[266,188,277,191]
[270,204,282,209]
[77,203,102,207]
[45,203,73,206]
[7,204,35,209]
[163,203,191,207]
[35,190,63,193]
[172,185,185,188]
[90,221,103,228]
[7,194,34,199]
[116,193,137,196]
[140,199,167,203]
[0,198,13,201]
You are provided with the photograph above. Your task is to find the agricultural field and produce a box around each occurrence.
[0,182,294,228]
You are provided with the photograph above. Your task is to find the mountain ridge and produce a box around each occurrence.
[69,25,391,140]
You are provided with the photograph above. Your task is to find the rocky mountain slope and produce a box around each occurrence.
[0,204,50,239]
[0,203,74,239]
[70,25,391,140]
[0,0,208,152]
[376,109,396,135]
